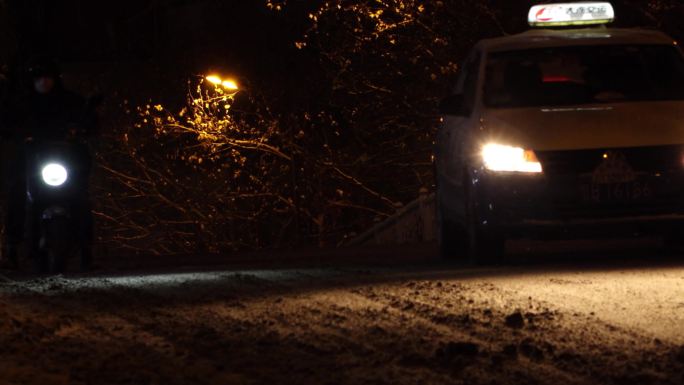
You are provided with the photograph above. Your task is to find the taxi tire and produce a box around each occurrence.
[467,227,506,265]
[437,191,468,260]
[464,171,506,265]
[438,216,467,259]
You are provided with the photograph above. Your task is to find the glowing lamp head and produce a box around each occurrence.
[41,163,68,187]
[206,75,222,85]
[222,79,239,91]
[206,75,239,91]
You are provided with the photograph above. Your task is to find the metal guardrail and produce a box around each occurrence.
[347,189,436,246]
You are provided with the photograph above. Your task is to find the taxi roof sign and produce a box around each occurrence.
[529,2,615,27]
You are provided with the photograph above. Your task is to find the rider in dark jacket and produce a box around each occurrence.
[0,57,97,270]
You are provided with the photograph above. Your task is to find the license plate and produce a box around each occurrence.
[580,180,652,203]
[580,150,653,203]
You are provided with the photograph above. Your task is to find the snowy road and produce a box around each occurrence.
[1,243,684,384]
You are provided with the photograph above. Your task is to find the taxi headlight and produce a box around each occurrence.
[482,143,543,173]
[41,163,68,187]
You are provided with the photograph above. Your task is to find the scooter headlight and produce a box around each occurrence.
[41,163,68,187]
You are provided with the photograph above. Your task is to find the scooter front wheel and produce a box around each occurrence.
[44,217,71,274]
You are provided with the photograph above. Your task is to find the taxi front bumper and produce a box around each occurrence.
[472,170,684,239]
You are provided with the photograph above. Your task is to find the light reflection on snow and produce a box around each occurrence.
[2,268,350,294]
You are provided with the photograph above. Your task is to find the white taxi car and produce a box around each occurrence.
[435,2,684,262]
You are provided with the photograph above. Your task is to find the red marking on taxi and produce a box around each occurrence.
[536,8,553,21]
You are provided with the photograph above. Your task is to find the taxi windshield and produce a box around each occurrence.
[484,45,684,108]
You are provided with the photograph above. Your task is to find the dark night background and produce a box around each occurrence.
[4,1,679,98]
[3,1,679,61]
[1,0,323,104]
[1,0,680,110]
[1,0,683,254]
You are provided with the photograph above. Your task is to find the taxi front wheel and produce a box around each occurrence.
[437,195,506,263]
[464,180,506,265]
[436,190,468,260]
[467,225,506,265]
[438,216,468,259]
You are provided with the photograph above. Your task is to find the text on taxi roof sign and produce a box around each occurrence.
[528,2,615,27]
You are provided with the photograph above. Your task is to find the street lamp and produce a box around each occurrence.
[205,75,239,91]
[221,79,239,91]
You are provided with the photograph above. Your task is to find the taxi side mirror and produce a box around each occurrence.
[439,94,466,116]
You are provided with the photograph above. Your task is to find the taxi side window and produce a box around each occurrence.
[460,53,481,116]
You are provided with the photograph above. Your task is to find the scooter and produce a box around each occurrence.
[25,139,91,273]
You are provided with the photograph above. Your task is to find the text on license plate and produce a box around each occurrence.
[580,181,652,203]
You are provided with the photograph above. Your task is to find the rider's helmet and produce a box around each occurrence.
[26,56,62,95]
[26,56,61,80]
